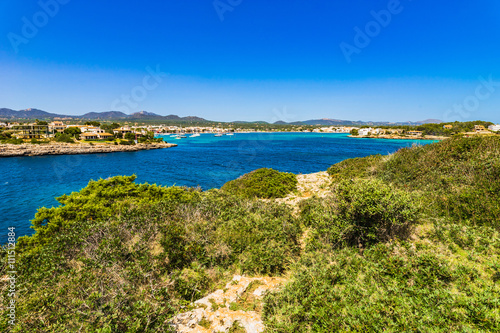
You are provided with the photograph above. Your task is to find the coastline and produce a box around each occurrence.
[348,134,448,141]
[0,142,177,157]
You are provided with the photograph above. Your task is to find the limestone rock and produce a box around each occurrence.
[169,275,285,333]
[0,142,177,157]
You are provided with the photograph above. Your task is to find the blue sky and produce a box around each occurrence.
[0,0,499,122]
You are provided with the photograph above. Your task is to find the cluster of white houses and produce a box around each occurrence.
[0,121,148,140]
[311,124,500,136]
[488,124,500,132]
[1,121,499,139]
[311,126,409,136]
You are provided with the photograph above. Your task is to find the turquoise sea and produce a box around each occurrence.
[0,133,437,243]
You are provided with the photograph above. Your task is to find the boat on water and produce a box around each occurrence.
[214,133,223,137]
[226,132,234,136]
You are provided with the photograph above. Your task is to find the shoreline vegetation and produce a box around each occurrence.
[348,134,448,140]
[1,135,499,331]
[0,141,177,157]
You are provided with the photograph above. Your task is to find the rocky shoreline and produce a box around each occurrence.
[348,134,448,140]
[0,142,177,157]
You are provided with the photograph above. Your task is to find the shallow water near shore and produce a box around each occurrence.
[0,133,437,242]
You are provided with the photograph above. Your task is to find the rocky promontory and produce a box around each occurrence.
[0,142,177,157]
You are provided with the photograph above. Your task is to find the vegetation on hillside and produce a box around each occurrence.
[221,168,298,199]
[0,176,301,332]
[413,120,493,136]
[1,136,500,332]
[368,120,494,137]
[263,136,500,331]
[54,133,76,143]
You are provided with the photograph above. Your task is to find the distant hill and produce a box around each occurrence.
[0,107,443,126]
[0,108,72,119]
[275,118,444,126]
[81,111,129,119]
[417,119,442,124]
[231,121,270,124]
[0,108,209,123]
[130,111,161,118]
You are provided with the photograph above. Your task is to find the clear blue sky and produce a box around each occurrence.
[0,0,499,122]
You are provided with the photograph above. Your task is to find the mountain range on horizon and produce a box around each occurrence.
[0,108,208,123]
[0,107,444,126]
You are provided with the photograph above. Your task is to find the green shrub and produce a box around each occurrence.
[173,262,212,302]
[1,176,300,331]
[64,126,82,138]
[54,133,75,143]
[326,136,500,228]
[263,242,500,332]
[379,136,500,227]
[221,168,297,199]
[327,154,382,181]
[0,131,12,140]
[301,179,419,250]
[3,138,24,144]
[124,132,136,141]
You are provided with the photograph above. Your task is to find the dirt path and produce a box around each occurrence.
[169,172,331,332]
[275,171,331,207]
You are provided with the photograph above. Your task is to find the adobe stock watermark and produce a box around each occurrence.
[52,154,83,183]
[7,0,71,54]
[444,75,500,122]
[5,227,17,326]
[213,0,243,22]
[111,65,168,113]
[339,0,412,64]
[270,106,297,125]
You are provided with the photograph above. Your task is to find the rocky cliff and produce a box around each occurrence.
[0,142,177,157]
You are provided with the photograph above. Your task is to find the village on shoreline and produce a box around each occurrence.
[0,120,499,157]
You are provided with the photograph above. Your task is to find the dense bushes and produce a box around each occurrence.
[326,136,500,228]
[54,133,75,143]
[221,168,297,199]
[1,176,301,332]
[119,139,135,145]
[260,135,500,332]
[301,179,419,250]
[264,238,500,332]
[2,138,24,144]
[414,120,493,136]
[0,130,12,141]
[379,136,500,227]
[2,135,500,332]
[327,154,382,181]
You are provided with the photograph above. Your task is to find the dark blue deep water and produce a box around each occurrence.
[0,133,436,242]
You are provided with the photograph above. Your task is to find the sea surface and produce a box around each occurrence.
[0,133,436,243]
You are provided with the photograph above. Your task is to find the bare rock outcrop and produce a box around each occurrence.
[0,142,177,157]
[169,275,285,333]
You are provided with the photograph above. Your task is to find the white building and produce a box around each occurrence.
[49,121,66,133]
[488,124,500,132]
[358,128,373,136]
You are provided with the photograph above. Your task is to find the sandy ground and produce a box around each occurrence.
[274,171,331,207]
